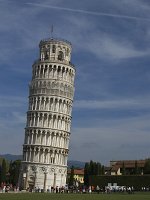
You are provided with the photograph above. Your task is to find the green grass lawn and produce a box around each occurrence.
[0,193,150,200]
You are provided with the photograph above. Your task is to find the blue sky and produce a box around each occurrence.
[1,0,150,165]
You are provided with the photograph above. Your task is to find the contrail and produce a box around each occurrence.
[25,2,150,22]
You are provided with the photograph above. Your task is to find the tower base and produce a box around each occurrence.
[19,162,67,191]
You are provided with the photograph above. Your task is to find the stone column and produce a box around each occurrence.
[60,174,63,187]
[37,114,40,127]
[25,150,27,161]
[25,169,29,189]
[31,131,34,144]
[34,171,37,189]
[43,172,47,192]
[33,149,36,162]
[38,149,40,162]
[39,65,41,77]
[23,174,26,190]
[43,98,46,110]
[35,131,37,144]
[53,173,56,188]
[44,133,46,145]
[35,98,38,110]
[26,134,28,144]
[29,148,32,161]
[31,98,34,110]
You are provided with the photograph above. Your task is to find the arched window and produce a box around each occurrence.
[44,51,49,60]
[66,48,69,56]
[58,51,64,61]
[52,45,56,53]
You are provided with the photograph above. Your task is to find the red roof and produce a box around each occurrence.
[110,160,146,172]
[68,169,84,175]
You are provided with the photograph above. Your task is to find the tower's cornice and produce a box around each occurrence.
[40,37,72,47]
[33,59,75,69]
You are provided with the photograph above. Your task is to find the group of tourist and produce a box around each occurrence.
[0,184,19,193]
[0,184,150,194]
[26,185,136,194]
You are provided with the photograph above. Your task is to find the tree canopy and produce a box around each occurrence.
[84,160,104,186]
[144,159,150,174]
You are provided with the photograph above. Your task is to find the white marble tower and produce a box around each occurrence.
[19,37,75,190]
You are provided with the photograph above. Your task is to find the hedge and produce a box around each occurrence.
[89,175,150,190]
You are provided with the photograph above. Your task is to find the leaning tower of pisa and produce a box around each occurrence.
[19,37,75,190]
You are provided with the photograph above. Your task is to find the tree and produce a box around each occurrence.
[89,160,94,175]
[0,165,2,184]
[134,160,141,175]
[9,160,21,186]
[84,160,104,186]
[84,162,90,186]
[1,159,7,183]
[69,166,74,187]
[122,162,126,175]
[101,165,105,175]
[96,162,101,175]
[144,159,150,174]
[93,162,98,175]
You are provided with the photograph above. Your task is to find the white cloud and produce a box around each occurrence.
[0,95,26,133]
[57,15,150,60]
[0,112,26,126]
[80,34,150,60]
[0,0,150,65]
[74,97,150,110]
[0,110,26,155]
[25,2,150,22]
[70,113,150,164]
[11,112,26,124]
[0,95,26,108]
[100,37,149,59]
